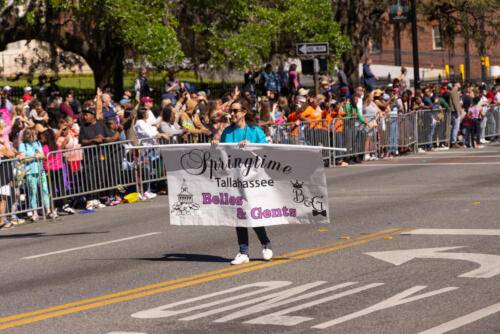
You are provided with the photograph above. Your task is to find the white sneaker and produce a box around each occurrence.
[145,192,157,199]
[230,253,249,265]
[262,248,273,261]
[418,148,426,153]
[62,204,75,215]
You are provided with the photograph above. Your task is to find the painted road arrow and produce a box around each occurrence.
[366,246,500,278]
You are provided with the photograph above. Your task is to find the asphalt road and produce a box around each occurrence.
[0,144,499,334]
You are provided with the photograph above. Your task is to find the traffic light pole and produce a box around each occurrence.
[411,0,420,89]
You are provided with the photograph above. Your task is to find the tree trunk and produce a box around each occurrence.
[343,47,365,91]
[331,0,386,92]
[87,46,124,95]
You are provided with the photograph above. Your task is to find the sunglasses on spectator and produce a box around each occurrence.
[230,108,242,113]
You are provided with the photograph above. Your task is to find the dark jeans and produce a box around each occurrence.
[236,227,271,255]
[471,119,481,147]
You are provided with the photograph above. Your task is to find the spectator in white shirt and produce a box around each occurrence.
[140,97,159,126]
[134,108,169,145]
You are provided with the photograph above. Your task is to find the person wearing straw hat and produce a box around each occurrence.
[179,94,211,142]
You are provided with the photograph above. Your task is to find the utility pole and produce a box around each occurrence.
[314,58,320,96]
[464,32,471,82]
[411,0,420,88]
[394,23,402,66]
[480,20,486,83]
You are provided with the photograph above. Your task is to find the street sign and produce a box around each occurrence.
[296,43,329,56]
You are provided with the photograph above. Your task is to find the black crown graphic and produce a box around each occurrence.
[291,180,304,189]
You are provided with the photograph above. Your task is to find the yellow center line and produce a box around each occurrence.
[0,228,398,325]
[0,228,405,330]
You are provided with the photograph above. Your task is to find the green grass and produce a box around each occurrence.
[1,71,242,90]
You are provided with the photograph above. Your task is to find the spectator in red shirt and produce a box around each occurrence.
[486,86,499,105]
[22,87,33,102]
[60,91,77,120]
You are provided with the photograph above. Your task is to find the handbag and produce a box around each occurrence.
[366,119,378,130]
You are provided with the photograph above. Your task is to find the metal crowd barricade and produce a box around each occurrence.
[269,122,303,145]
[485,105,500,138]
[400,111,418,150]
[378,111,417,152]
[46,140,137,210]
[137,137,170,195]
[268,120,332,166]
[0,157,47,220]
[415,109,451,148]
[331,117,377,164]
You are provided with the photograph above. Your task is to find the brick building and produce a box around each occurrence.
[367,20,500,82]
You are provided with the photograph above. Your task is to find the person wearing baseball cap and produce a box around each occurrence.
[140,96,153,104]
[78,107,120,209]
[122,88,133,103]
[1,86,13,112]
[79,107,119,147]
[23,86,33,101]
[140,96,159,126]
[120,98,131,107]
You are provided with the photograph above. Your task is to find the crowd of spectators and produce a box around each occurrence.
[0,64,499,229]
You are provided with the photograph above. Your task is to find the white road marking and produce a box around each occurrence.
[107,332,147,334]
[244,283,383,326]
[194,281,344,322]
[419,302,500,334]
[313,285,457,329]
[132,281,292,319]
[404,229,500,236]
[419,150,499,155]
[352,162,500,167]
[366,247,500,278]
[22,232,162,259]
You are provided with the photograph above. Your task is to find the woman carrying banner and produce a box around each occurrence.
[211,100,273,265]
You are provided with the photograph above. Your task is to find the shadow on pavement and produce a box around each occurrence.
[138,253,230,263]
[0,231,109,239]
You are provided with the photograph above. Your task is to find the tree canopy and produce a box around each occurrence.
[420,0,500,56]
[1,0,497,91]
[1,0,352,89]
[0,0,182,91]
[203,0,351,70]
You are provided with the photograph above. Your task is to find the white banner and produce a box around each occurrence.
[159,144,329,227]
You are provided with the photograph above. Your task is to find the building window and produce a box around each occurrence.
[369,39,382,54]
[432,26,444,50]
